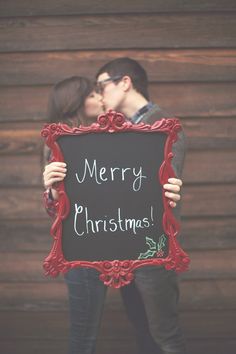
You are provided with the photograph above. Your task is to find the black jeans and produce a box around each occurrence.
[64,266,186,354]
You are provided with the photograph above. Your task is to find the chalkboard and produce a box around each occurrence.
[41,110,190,288]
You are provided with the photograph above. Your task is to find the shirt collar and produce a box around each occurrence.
[131,102,154,124]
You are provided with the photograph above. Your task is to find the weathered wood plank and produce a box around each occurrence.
[1,0,236,17]
[181,250,236,280]
[0,128,43,155]
[183,150,236,183]
[150,82,236,118]
[1,84,236,123]
[0,279,235,310]
[0,188,47,220]
[1,217,235,252]
[0,310,235,339]
[0,311,69,339]
[0,340,68,354]
[0,252,58,283]
[181,217,236,251]
[1,117,236,144]
[177,339,236,354]
[182,117,236,138]
[0,155,42,186]
[0,86,49,122]
[1,149,235,186]
[0,250,235,282]
[180,279,236,310]
[186,137,236,150]
[1,310,236,354]
[1,337,236,354]
[181,184,236,217]
[97,338,236,354]
[0,219,52,252]
[0,184,235,219]
[1,311,236,354]
[0,14,235,52]
[1,49,236,86]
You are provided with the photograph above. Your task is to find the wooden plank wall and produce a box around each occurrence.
[0,1,236,353]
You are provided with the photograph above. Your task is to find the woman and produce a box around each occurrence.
[43,76,108,354]
[43,75,183,354]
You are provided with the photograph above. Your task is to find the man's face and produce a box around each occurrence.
[96,72,125,111]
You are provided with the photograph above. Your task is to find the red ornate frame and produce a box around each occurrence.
[41,110,190,288]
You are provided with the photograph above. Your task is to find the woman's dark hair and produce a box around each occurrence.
[96,57,149,100]
[47,76,93,124]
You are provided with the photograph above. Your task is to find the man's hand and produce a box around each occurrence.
[163,177,183,208]
[43,162,67,200]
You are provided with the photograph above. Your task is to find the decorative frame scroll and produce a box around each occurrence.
[41,110,190,288]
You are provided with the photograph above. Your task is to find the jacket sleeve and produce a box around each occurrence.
[170,127,187,236]
[43,187,58,219]
[171,128,187,180]
[150,108,187,232]
[42,144,58,219]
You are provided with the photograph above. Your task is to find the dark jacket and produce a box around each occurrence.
[141,103,187,230]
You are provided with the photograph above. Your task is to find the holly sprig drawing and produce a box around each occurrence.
[138,234,167,260]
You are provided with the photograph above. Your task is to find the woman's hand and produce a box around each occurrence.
[163,177,183,208]
[43,162,67,200]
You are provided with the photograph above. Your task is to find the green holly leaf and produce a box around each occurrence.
[138,249,157,260]
[146,236,157,250]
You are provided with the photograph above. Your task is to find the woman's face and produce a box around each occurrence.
[84,91,104,119]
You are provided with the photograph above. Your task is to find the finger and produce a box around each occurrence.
[163,183,180,193]
[45,168,67,176]
[168,200,177,208]
[45,165,67,173]
[44,177,65,189]
[44,167,67,176]
[165,191,181,201]
[49,162,67,168]
[168,178,183,186]
[44,162,67,174]
[44,172,66,186]
[47,171,66,180]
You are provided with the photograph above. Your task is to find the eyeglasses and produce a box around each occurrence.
[95,76,123,94]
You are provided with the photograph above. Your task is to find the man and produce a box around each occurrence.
[95,57,186,354]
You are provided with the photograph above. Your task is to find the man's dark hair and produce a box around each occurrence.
[96,57,149,100]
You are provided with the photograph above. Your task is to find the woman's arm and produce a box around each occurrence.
[43,188,58,219]
[43,161,67,218]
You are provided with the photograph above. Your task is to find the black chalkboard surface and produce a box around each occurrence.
[59,131,167,261]
[41,110,190,288]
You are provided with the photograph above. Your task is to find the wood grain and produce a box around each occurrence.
[1,49,236,86]
[0,14,235,52]
[1,216,235,252]
[1,310,235,339]
[0,279,235,310]
[1,310,235,354]
[0,3,236,352]
[1,117,235,154]
[0,184,235,219]
[0,250,235,282]
[1,149,235,186]
[0,155,42,186]
[1,83,236,123]
[1,0,236,17]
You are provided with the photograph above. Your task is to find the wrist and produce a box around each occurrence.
[49,187,59,201]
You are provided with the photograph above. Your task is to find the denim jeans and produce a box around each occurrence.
[64,267,107,354]
[64,266,186,354]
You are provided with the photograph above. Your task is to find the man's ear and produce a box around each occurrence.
[122,75,132,92]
